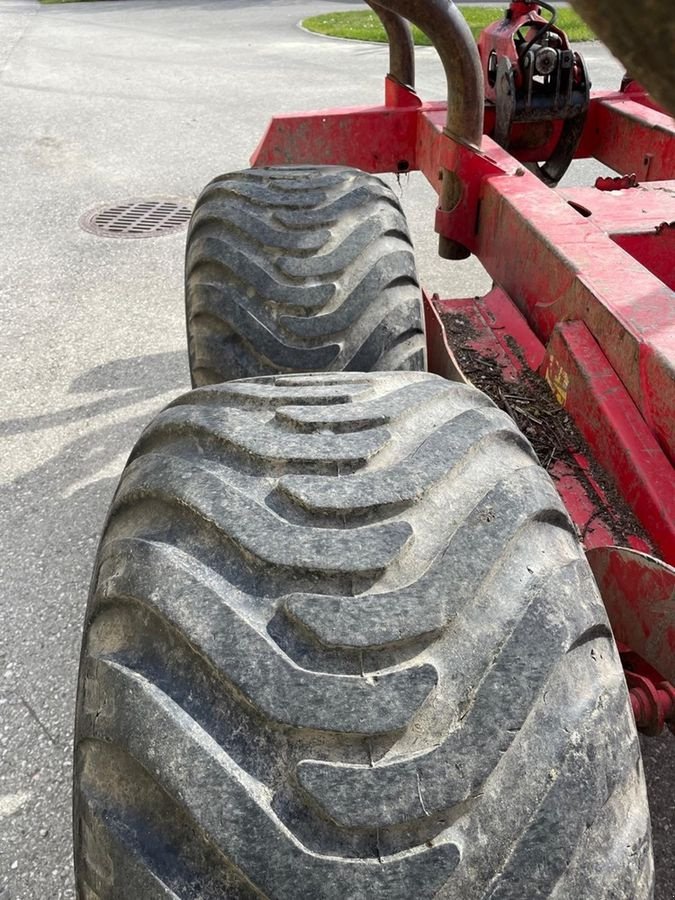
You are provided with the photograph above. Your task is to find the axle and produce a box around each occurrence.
[629,675,675,736]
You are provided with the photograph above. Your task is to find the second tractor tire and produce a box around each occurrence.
[185,166,426,386]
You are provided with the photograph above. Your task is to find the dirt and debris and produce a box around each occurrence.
[440,310,650,547]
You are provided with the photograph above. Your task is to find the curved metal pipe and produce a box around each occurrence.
[366,1,415,89]
[372,0,484,147]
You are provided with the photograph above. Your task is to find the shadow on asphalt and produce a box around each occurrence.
[0,351,186,438]
[1,347,190,615]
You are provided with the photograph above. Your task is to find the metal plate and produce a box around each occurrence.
[587,546,675,683]
[80,199,192,238]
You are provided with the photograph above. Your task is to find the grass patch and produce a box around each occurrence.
[302,8,595,44]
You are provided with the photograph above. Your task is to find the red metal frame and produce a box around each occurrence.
[250,5,675,732]
[251,85,675,546]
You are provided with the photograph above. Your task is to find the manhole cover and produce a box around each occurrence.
[80,199,193,238]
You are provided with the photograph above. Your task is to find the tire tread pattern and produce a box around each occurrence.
[74,372,653,899]
[185,167,426,386]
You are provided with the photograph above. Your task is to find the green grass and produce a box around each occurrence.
[303,8,595,44]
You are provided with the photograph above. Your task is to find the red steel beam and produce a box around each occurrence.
[251,95,423,174]
[470,163,675,459]
[544,322,675,562]
[252,86,675,177]
[578,94,675,180]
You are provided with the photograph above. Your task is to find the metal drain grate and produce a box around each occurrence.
[80,199,192,238]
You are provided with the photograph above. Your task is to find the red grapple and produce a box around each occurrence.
[252,1,675,733]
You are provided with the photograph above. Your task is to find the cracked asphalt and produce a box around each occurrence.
[0,1,672,898]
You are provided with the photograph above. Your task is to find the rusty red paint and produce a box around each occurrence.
[506,1,541,22]
[416,113,675,460]
[627,672,675,736]
[588,542,675,737]
[251,103,421,173]
[559,184,675,291]
[435,295,522,384]
[477,1,577,104]
[548,459,616,549]
[587,547,675,684]
[385,74,422,109]
[569,452,651,553]
[544,322,675,560]
[620,79,669,115]
[579,95,675,180]
[613,229,675,293]
[561,181,675,232]
[474,167,675,459]
[594,173,639,191]
[432,292,649,552]
[479,288,547,373]
[434,288,545,380]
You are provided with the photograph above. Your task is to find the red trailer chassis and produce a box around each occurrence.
[251,0,674,734]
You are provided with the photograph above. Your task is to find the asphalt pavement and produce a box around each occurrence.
[0,1,672,898]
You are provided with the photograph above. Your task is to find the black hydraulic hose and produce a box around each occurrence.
[518,0,558,59]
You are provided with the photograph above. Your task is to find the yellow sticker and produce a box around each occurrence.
[545,356,570,407]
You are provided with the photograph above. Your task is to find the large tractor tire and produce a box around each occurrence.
[185,166,426,386]
[73,372,653,899]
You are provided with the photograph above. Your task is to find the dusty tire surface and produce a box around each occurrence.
[73,372,653,899]
[185,166,426,386]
